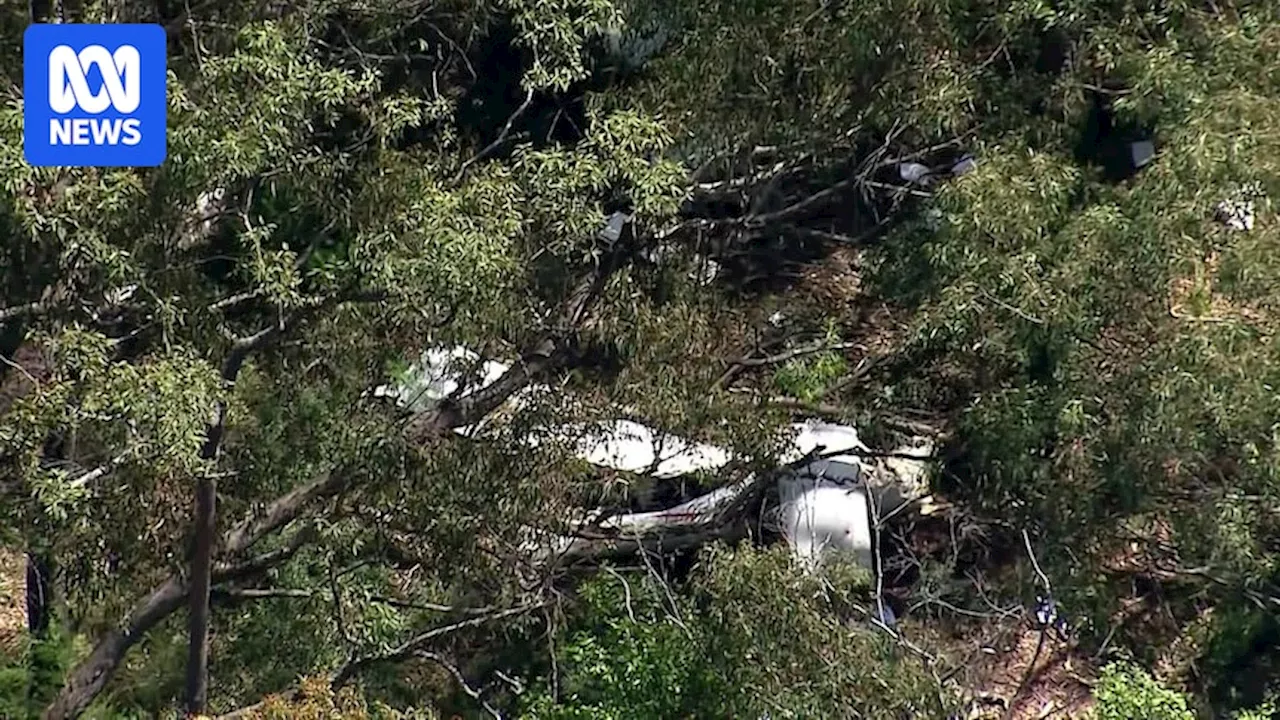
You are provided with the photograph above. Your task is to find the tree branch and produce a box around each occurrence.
[211,587,314,603]
[331,604,543,688]
[731,340,859,369]
[215,604,545,720]
[0,300,50,324]
[221,471,341,558]
[67,452,130,489]
[454,88,535,184]
[41,528,310,720]
[416,651,503,720]
[188,311,313,714]
[48,248,632,718]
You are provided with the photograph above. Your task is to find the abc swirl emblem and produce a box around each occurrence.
[24,24,167,167]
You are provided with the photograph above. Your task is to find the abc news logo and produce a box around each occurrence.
[48,44,144,146]
[24,24,167,167]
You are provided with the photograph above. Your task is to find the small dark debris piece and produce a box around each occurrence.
[1034,595,1071,640]
[951,155,978,176]
[598,211,629,243]
[1129,140,1155,170]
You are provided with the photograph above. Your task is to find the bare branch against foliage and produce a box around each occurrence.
[48,297,369,718]
[41,528,312,720]
[216,604,544,719]
[211,587,314,602]
[454,88,536,184]
[66,452,130,489]
[331,604,544,688]
[47,245,633,717]
[188,300,347,714]
[416,651,505,720]
[717,339,860,390]
[0,300,50,324]
[1002,532,1053,720]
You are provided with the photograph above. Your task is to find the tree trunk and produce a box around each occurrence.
[186,398,230,716]
[42,577,189,720]
[25,549,60,714]
[25,552,51,636]
[185,475,216,715]
[44,533,312,720]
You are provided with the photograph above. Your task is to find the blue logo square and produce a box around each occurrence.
[24,24,167,168]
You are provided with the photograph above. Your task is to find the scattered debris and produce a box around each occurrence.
[1129,140,1155,171]
[899,154,978,188]
[1215,199,1255,231]
[1214,183,1264,231]
[639,241,676,265]
[599,211,631,243]
[898,161,934,186]
[688,253,721,285]
[951,155,978,176]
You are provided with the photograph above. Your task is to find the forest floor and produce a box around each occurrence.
[968,624,1097,719]
[0,546,25,660]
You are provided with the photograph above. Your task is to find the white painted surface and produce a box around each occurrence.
[782,420,869,465]
[779,476,873,569]
[1215,198,1256,231]
[573,419,733,479]
[385,347,933,570]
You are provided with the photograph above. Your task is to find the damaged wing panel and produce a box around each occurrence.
[386,347,933,571]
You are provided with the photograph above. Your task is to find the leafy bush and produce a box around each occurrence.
[1092,662,1194,720]
[522,546,948,719]
[0,620,74,720]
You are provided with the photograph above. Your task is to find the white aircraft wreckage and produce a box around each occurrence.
[375,346,936,581]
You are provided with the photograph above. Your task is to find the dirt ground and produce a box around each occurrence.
[0,546,26,659]
[965,623,1097,720]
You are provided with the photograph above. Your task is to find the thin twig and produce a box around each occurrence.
[636,541,692,638]
[454,88,536,184]
[211,587,314,601]
[733,340,859,369]
[0,352,41,390]
[417,651,504,720]
[1022,529,1051,592]
[331,603,543,687]
[1004,529,1054,720]
[208,288,266,312]
[329,560,356,647]
[782,219,892,246]
[604,565,637,624]
[369,595,499,616]
[979,289,1045,325]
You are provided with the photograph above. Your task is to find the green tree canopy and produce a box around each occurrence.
[3,0,1280,718]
